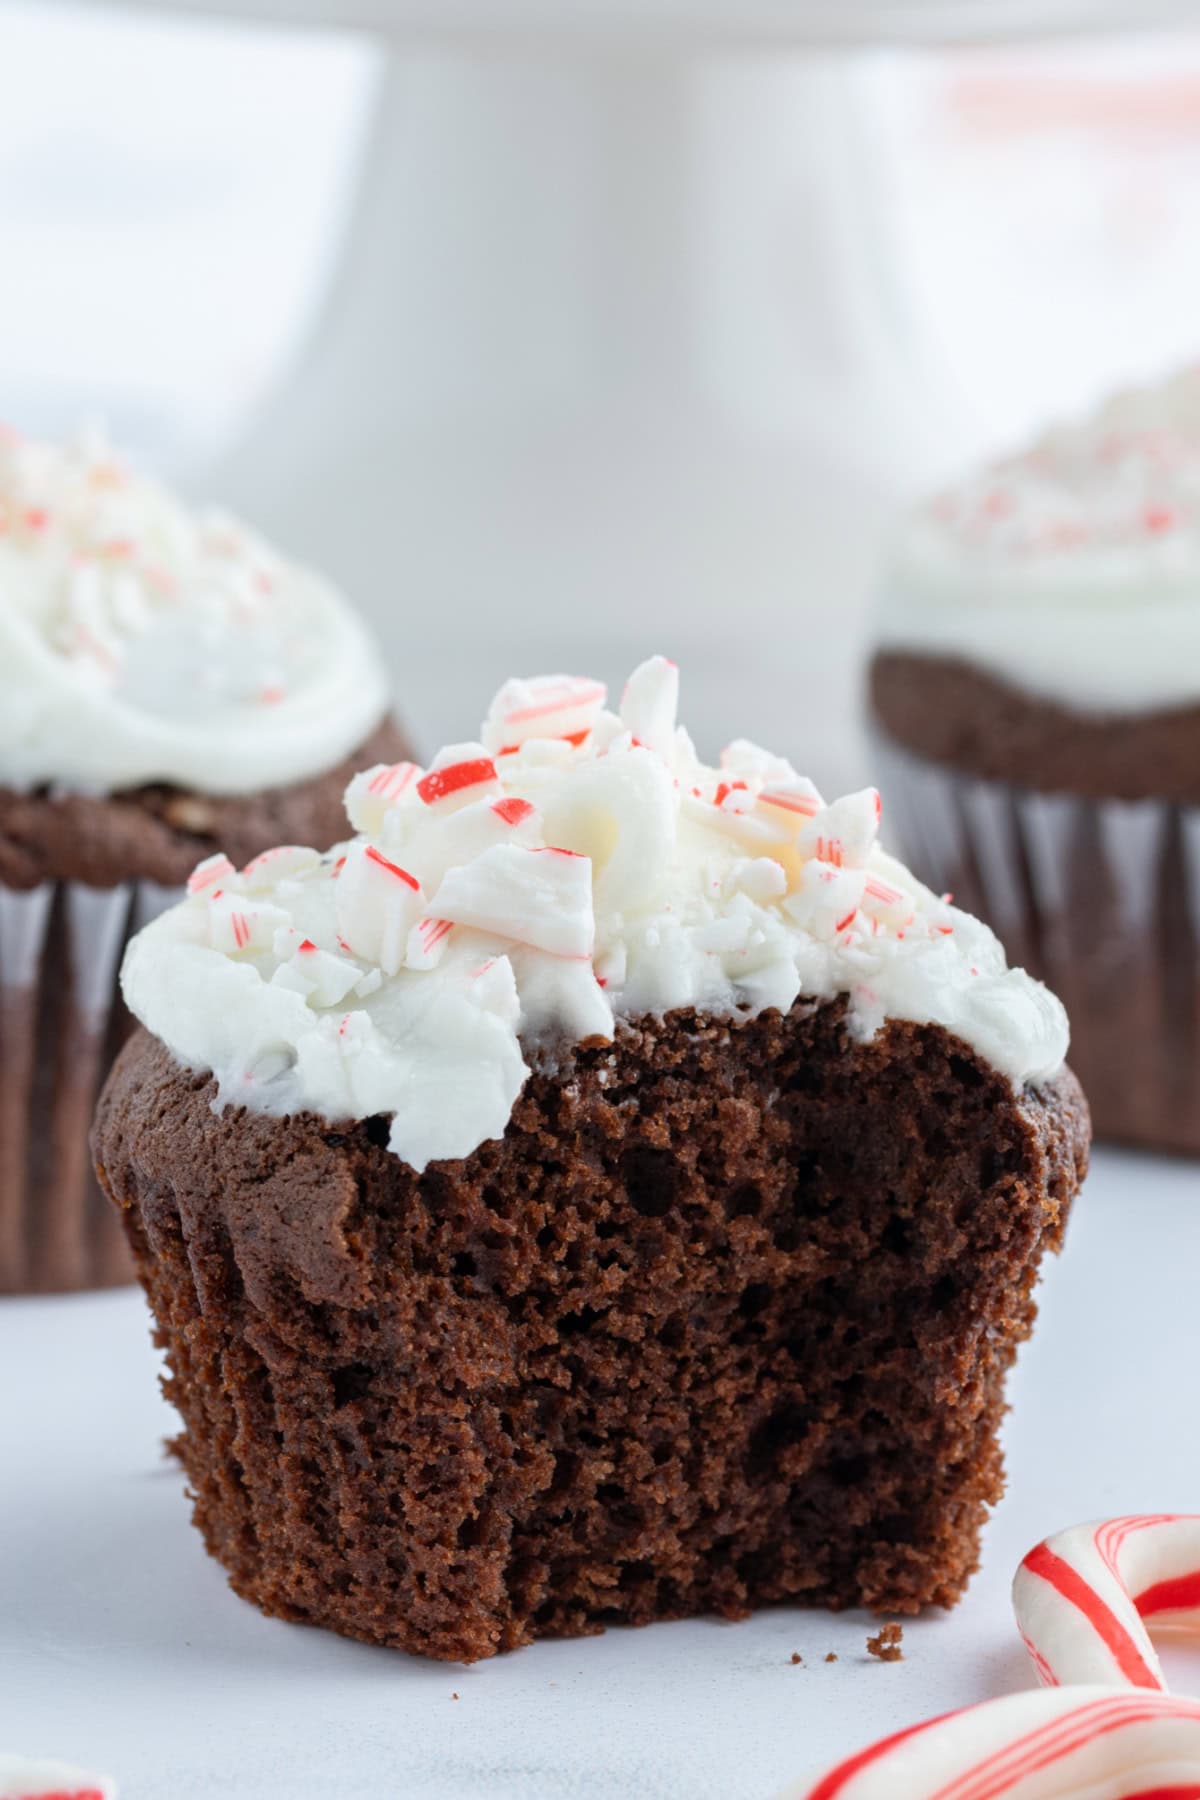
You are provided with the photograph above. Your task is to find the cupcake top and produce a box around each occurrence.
[880,364,1200,714]
[0,427,388,796]
[122,656,1068,1173]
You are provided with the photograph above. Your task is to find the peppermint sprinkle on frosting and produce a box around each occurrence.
[0,426,386,795]
[122,656,1068,1172]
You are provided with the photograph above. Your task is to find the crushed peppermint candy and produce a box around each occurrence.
[122,655,1068,1174]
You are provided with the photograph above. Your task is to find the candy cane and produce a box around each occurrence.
[788,1516,1200,1800]
[1013,1515,1200,1693]
[0,1757,116,1800]
[783,1687,1200,1799]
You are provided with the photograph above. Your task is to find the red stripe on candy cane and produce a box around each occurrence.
[805,1713,944,1799]
[1136,1572,1200,1617]
[937,1695,1200,1800]
[417,758,497,805]
[365,846,419,890]
[1123,1788,1200,1797]
[1020,1542,1161,1689]
[492,797,535,826]
[502,679,605,725]
[31,1790,109,1799]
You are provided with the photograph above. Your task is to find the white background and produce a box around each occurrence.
[4,8,1200,1792]
[4,1148,1200,1797]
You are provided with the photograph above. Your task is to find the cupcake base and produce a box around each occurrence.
[875,732,1200,1157]
[94,1014,1087,1662]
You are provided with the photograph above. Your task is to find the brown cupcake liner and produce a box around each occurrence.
[874,732,1199,1154]
[0,874,179,1292]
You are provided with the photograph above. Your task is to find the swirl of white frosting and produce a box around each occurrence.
[880,364,1200,713]
[0,427,387,795]
[121,656,1068,1173]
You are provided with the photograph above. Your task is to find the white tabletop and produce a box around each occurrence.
[4,1145,1198,1799]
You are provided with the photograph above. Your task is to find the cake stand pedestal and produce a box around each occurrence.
[78,0,1192,763]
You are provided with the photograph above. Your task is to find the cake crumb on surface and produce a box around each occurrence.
[790,1652,802,1665]
[866,1623,904,1662]
[824,1652,838,1663]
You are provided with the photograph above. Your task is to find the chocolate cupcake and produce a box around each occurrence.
[94,656,1088,1660]
[0,427,410,1293]
[872,366,1200,1155]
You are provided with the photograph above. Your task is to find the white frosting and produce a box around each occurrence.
[122,656,1068,1173]
[0,1758,115,1799]
[0,428,387,795]
[880,363,1200,713]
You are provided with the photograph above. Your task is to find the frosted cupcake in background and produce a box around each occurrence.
[0,426,410,1292]
[870,364,1200,1154]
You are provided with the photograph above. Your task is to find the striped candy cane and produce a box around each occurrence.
[784,1687,1200,1799]
[0,1757,115,1800]
[788,1516,1200,1799]
[1013,1515,1200,1692]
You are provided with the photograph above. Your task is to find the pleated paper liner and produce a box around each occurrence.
[0,876,179,1292]
[874,733,1198,1155]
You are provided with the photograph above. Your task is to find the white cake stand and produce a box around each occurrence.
[80,0,1193,766]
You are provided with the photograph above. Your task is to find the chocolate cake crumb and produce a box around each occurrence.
[866,1623,904,1662]
[94,1001,1088,1663]
[824,1653,838,1663]
[790,1652,802,1665]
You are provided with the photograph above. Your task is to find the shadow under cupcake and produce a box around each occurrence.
[0,427,411,1293]
[871,366,1200,1157]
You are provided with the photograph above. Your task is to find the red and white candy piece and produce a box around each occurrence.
[0,1757,116,1800]
[798,789,882,871]
[187,853,235,897]
[334,842,423,976]
[430,843,595,959]
[481,673,607,755]
[785,863,865,941]
[405,915,456,972]
[240,845,320,892]
[861,871,916,931]
[756,779,823,834]
[1013,1515,1200,1693]
[399,792,542,895]
[415,743,501,814]
[206,892,289,956]
[786,1687,1200,1800]
[344,760,423,835]
[619,654,678,758]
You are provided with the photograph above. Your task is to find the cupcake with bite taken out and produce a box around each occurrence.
[94,654,1088,1662]
[0,425,411,1293]
[871,364,1200,1154]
